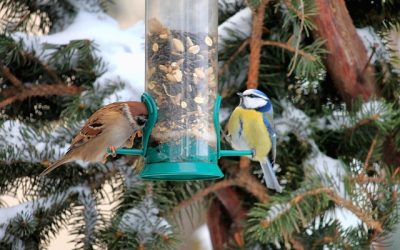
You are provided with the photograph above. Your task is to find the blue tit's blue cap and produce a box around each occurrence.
[243,89,269,100]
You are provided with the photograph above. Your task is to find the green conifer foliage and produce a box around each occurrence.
[0,0,400,249]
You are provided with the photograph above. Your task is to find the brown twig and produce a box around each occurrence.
[260,187,329,228]
[173,179,236,214]
[22,51,62,83]
[363,134,379,171]
[0,64,23,87]
[260,187,383,233]
[219,39,250,78]
[283,0,303,19]
[290,237,305,250]
[311,231,340,250]
[262,40,316,61]
[346,114,380,132]
[239,156,251,170]
[0,84,83,109]
[246,0,269,88]
[235,170,269,202]
[326,190,382,233]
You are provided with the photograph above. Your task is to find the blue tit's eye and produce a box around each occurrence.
[248,94,256,98]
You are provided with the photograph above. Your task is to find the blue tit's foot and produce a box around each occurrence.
[251,149,256,159]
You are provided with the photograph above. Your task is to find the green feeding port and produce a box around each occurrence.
[109,0,252,181]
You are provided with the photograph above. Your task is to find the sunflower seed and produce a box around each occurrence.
[205,36,213,46]
[172,38,185,52]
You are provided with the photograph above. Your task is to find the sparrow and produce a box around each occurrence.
[40,101,148,176]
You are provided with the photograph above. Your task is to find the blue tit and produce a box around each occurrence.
[227,89,282,192]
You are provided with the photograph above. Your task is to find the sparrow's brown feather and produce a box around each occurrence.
[69,103,125,150]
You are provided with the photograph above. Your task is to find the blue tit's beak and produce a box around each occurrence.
[237,92,243,98]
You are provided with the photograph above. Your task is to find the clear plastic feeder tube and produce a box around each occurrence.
[145,0,218,167]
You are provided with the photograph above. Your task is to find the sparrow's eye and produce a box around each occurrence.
[136,116,147,126]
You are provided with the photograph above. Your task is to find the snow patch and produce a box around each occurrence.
[0,186,90,241]
[357,27,389,63]
[13,10,145,104]
[0,120,70,162]
[275,100,311,139]
[119,196,171,243]
[191,224,213,250]
[218,7,252,50]
[305,142,346,197]
[325,207,363,230]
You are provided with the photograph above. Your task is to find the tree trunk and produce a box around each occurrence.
[313,0,377,104]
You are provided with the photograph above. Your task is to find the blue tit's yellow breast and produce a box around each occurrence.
[227,107,272,161]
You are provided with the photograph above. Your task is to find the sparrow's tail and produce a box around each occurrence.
[39,157,71,177]
[260,159,283,193]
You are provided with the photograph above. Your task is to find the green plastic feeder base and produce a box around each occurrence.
[139,162,224,181]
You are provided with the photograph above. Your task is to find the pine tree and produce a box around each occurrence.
[1,0,400,250]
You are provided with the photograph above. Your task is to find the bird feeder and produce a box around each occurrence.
[110,0,252,180]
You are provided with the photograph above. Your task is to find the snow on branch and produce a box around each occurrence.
[0,120,74,163]
[119,195,172,244]
[0,186,90,242]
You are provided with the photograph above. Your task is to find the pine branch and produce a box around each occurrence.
[290,237,305,250]
[287,0,305,76]
[363,133,379,171]
[0,84,83,109]
[325,189,382,233]
[261,40,316,61]
[22,51,63,83]
[247,0,269,88]
[235,169,269,202]
[172,179,236,214]
[0,64,22,87]
[219,38,250,78]
[311,231,340,250]
[260,188,382,233]
[283,0,303,19]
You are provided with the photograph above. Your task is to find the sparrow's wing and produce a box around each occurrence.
[68,103,124,151]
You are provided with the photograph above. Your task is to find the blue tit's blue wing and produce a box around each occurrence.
[263,113,276,164]
[260,158,282,192]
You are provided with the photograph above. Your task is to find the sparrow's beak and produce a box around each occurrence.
[236,92,243,97]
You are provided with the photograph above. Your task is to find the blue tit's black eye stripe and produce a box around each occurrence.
[244,93,269,99]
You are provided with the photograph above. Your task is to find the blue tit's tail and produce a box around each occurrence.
[260,159,283,193]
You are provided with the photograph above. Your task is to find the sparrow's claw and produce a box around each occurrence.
[135,130,143,138]
[124,134,136,148]
[109,145,117,157]
[102,154,108,164]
